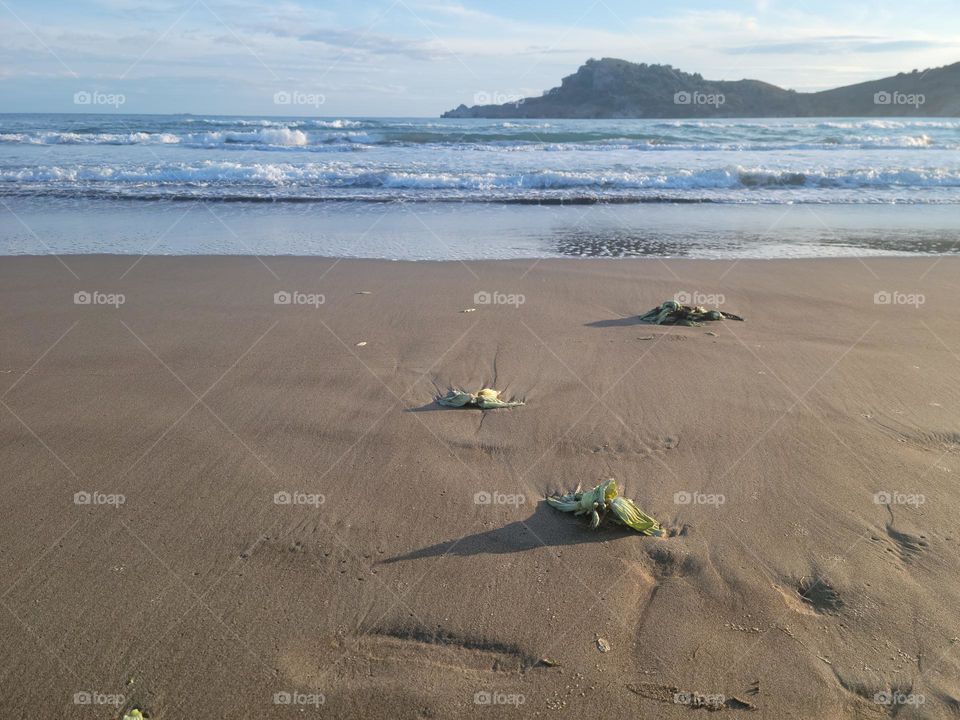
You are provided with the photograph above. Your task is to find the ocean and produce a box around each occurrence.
[2,113,959,258]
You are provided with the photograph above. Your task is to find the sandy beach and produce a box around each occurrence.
[2,255,958,719]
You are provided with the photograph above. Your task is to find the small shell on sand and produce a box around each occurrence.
[596,636,611,653]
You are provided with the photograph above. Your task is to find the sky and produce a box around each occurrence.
[0,0,957,116]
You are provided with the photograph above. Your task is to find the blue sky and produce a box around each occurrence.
[1,0,957,116]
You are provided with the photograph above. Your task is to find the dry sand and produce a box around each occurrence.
[1,255,959,719]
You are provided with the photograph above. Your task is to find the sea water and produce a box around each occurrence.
[2,114,958,258]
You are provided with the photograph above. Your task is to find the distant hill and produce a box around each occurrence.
[442,58,960,118]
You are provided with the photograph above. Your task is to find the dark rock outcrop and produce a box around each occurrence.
[442,58,960,118]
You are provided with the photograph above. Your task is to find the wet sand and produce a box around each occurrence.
[1,255,958,718]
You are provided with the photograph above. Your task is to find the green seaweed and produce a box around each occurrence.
[639,300,744,326]
[437,388,524,409]
[547,479,662,536]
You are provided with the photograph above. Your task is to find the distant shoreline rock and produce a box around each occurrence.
[441,57,960,118]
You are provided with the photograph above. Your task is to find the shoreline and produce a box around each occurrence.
[4,199,960,260]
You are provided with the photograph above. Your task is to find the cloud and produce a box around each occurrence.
[289,28,446,61]
[860,40,953,53]
[726,36,952,55]
[412,2,501,23]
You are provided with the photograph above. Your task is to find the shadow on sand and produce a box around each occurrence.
[584,316,645,328]
[404,400,526,414]
[403,401,461,413]
[380,502,637,564]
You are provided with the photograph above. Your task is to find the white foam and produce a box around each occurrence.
[313,119,362,128]
[192,128,309,146]
[5,162,960,192]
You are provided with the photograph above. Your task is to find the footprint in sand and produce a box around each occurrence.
[777,573,844,616]
[646,544,698,578]
[883,506,930,565]
[797,576,844,614]
[362,625,540,672]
